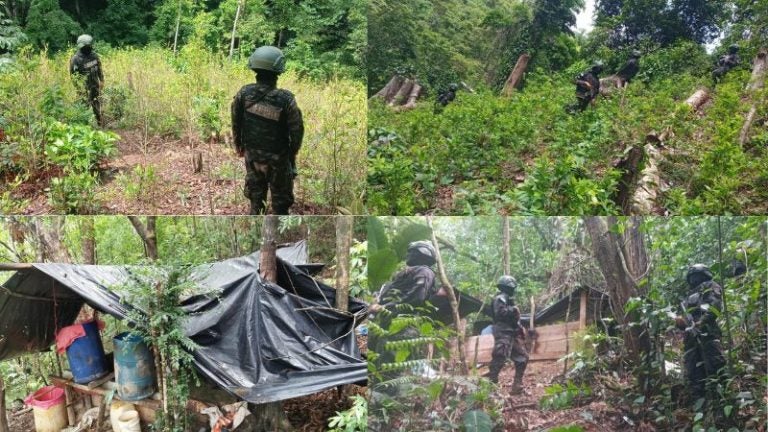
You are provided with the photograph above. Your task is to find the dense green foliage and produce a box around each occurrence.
[368,216,766,429]
[369,42,768,215]
[0,47,366,213]
[367,0,584,93]
[3,0,364,79]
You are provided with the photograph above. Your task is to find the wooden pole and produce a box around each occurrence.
[502,217,510,275]
[426,216,467,374]
[229,0,244,59]
[579,288,588,330]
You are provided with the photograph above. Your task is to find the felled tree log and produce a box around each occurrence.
[371,75,406,102]
[402,82,422,109]
[685,88,710,110]
[613,144,645,213]
[389,78,415,106]
[501,53,530,96]
[631,144,663,215]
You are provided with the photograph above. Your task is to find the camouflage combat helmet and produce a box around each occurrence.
[406,241,436,266]
[591,61,604,74]
[686,264,713,287]
[631,50,641,58]
[728,44,739,53]
[248,45,286,74]
[77,34,93,48]
[497,275,517,294]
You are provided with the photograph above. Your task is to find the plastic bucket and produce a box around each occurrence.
[25,386,68,432]
[114,332,156,401]
[110,401,136,432]
[117,410,141,432]
[65,321,108,383]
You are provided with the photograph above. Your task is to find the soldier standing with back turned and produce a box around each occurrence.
[571,61,603,112]
[69,34,104,126]
[232,46,304,215]
[712,44,740,84]
[675,264,727,404]
[486,275,529,395]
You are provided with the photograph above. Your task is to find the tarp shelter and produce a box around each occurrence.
[0,241,368,404]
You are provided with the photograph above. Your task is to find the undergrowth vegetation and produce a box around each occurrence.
[368,44,768,215]
[0,46,366,213]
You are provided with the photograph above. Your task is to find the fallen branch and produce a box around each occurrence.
[740,49,767,146]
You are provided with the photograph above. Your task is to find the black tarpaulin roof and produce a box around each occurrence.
[0,241,368,403]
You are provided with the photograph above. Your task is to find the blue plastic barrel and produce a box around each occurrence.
[113,332,156,401]
[66,321,108,384]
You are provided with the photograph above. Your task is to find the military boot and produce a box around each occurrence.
[510,364,527,395]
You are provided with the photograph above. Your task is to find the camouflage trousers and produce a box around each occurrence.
[80,86,102,125]
[244,158,294,215]
[684,334,726,401]
[488,328,528,383]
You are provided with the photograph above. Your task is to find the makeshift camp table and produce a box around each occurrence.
[49,372,211,428]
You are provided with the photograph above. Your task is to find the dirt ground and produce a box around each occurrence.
[14,129,332,215]
[494,360,626,431]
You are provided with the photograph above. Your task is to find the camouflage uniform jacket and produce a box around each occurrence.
[231,82,304,163]
[617,58,639,82]
[379,265,436,311]
[575,71,600,99]
[684,280,724,339]
[493,293,522,333]
[69,50,104,90]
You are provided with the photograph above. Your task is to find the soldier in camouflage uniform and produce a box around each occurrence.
[486,275,529,394]
[712,44,740,84]
[377,241,437,313]
[69,35,104,126]
[675,264,727,401]
[434,83,459,114]
[616,50,641,86]
[571,62,603,112]
[371,241,438,370]
[231,46,304,215]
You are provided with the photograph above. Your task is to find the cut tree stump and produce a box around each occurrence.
[192,151,203,173]
[631,144,663,215]
[501,53,530,96]
[685,89,710,111]
[402,82,422,109]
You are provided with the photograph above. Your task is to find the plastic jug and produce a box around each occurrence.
[110,401,136,432]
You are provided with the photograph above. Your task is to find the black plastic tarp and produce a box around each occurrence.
[0,241,368,403]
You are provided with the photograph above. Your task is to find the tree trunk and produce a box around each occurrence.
[128,216,158,261]
[259,215,278,284]
[584,216,653,392]
[501,53,530,96]
[747,49,767,92]
[0,372,9,432]
[172,0,182,54]
[740,49,767,146]
[502,216,510,275]
[255,215,293,431]
[334,215,353,312]
[229,0,243,59]
[426,215,467,374]
[81,217,95,264]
